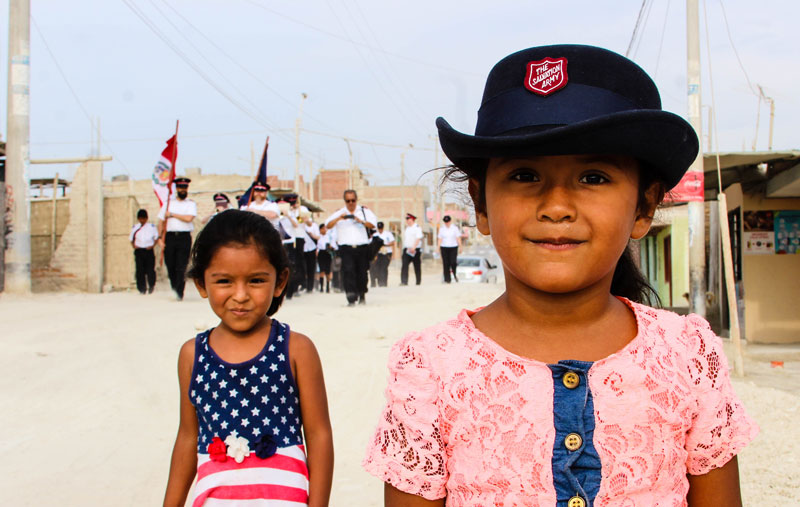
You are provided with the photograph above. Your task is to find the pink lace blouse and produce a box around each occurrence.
[363,300,758,506]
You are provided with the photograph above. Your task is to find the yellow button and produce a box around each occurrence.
[568,496,586,507]
[565,432,583,451]
[562,371,580,389]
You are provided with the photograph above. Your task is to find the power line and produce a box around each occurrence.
[31,16,132,175]
[243,0,482,78]
[324,0,429,134]
[717,0,757,95]
[121,0,301,151]
[653,0,671,79]
[158,0,337,133]
[626,0,649,57]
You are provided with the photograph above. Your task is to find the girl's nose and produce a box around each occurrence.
[536,185,576,223]
[232,282,249,301]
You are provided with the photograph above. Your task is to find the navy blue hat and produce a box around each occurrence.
[174,177,191,188]
[436,44,698,190]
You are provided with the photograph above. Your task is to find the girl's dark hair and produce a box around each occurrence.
[187,209,290,316]
[444,158,666,306]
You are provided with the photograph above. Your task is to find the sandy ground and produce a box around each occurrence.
[1,265,798,505]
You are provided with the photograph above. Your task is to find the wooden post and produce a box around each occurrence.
[50,173,58,257]
[718,194,745,376]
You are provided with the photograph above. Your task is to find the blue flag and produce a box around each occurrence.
[238,137,269,208]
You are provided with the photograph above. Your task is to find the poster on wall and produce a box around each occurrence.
[775,210,800,254]
[742,211,774,254]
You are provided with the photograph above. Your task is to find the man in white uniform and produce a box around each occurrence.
[240,181,280,228]
[158,177,197,300]
[130,208,160,294]
[370,221,395,288]
[437,215,462,283]
[325,189,377,305]
[401,213,424,286]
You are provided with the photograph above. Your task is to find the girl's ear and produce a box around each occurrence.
[631,182,664,240]
[468,178,491,236]
[273,268,290,297]
[194,278,209,298]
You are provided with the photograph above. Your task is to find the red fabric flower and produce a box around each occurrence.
[207,436,227,462]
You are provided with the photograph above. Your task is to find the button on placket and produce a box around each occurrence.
[568,495,586,507]
[565,432,583,451]
[563,371,580,389]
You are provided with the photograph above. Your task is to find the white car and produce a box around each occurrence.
[455,256,500,283]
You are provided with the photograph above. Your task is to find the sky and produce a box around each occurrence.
[1,0,799,191]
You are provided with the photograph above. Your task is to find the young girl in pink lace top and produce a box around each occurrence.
[363,45,757,507]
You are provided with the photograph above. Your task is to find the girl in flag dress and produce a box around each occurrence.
[164,210,333,507]
[363,45,757,506]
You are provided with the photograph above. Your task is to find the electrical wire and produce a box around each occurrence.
[626,0,649,57]
[632,0,655,60]
[121,0,298,148]
[345,0,430,128]
[243,0,483,77]
[146,0,286,137]
[324,0,429,134]
[158,0,337,133]
[653,0,671,78]
[31,16,132,176]
[717,0,756,95]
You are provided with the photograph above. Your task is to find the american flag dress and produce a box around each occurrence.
[189,319,309,506]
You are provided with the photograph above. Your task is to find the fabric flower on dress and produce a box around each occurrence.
[224,435,251,463]
[207,436,227,462]
[254,434,278,459]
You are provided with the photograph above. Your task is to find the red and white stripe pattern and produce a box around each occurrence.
[193,444,309,506]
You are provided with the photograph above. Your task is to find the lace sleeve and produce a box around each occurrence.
[362,332,448,500]
[683,314,759,475]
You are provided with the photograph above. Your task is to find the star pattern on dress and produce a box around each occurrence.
[189,326,304,454]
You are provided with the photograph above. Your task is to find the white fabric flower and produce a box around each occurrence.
[224,435,251,463]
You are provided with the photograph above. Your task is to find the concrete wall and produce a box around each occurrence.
[726,183,800,343]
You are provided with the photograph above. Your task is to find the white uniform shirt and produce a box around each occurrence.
[278,215,295,244]
[290,206,310,237]
[325,205,378,246]
[242,200,281,229]
[438,224,461,248]
[304,223,320,252]
[158,198,197,232]
[403,223,424,250]
[377,230,395,254]
[129,222,159,248]
[316,230,334,252]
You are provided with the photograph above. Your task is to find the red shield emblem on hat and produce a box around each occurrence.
[525,57,568,96]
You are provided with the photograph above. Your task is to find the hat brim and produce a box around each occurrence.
[437,110,698,190]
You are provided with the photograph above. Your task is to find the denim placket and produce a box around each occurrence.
[548,360,601,506]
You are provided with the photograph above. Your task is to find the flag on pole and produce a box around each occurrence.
[152,134,178,207]
[238,137,269,208]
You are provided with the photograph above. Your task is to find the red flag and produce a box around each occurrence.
[152,134,178,207]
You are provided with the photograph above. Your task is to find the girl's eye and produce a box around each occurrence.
[214,278,231,284]
[579,173,610,185]
[250,278,266,284]
[510,170,539,182]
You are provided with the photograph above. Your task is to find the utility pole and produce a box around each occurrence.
[344,138,353,189]
[294,93,307,197]
[687,0,706,316]
[400,151,406,239]
[4,0,32,293]
[250,141,255,179]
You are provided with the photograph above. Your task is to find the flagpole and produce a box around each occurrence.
[160,120,179,266]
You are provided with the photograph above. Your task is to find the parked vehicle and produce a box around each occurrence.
[455,255,499,283]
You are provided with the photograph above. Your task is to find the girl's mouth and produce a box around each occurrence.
[529,238,585,250]
[230,308,250,316]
